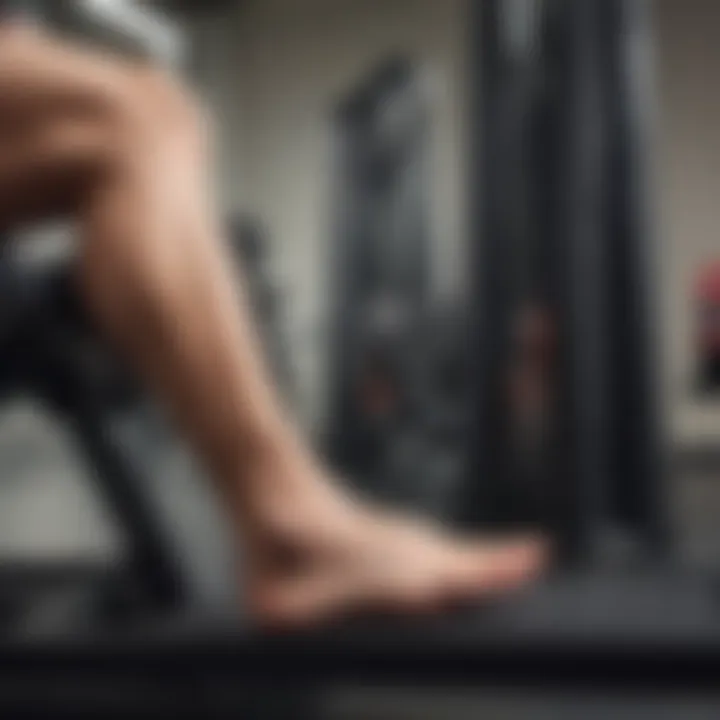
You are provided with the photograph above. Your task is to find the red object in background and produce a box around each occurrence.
[696,263,720,355]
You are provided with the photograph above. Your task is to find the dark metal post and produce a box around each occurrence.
[604,0,671,555]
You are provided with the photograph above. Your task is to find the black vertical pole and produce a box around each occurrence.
[327,61,433,495]
[604,0,671,555]
[552,0,612,563]
[465,0,515,529]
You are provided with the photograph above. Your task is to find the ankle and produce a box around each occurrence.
[236,447,361,546]
[222,423,315,513]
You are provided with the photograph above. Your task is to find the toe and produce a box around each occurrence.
[446,535,549,597]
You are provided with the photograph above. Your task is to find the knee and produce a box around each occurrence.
[109,67,213,161]
[142,69,211,146]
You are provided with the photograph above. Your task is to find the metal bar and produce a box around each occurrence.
[604,0,671,554]
[61,399,190,611]
[551,0,612,561]
[465,0,515,528]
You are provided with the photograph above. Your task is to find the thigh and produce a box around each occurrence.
[0,22,138,225]
[0,21,138,123]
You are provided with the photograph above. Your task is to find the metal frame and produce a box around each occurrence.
[0,258,190,616]
[468,0,670,560]
[326,57,433,488]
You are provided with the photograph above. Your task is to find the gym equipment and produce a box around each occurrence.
[228,216,297,405]
[466,0,553,529]
[694,264,720,391]
[2,0,720,715]
[326,57,442,508]
[376,303,471,517]
[468,0,670,558]
[603,0,669,553]
[0,242,198,634]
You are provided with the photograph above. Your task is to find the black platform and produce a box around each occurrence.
[3,571,720,694]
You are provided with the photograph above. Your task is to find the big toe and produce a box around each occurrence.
[445,536,549,598]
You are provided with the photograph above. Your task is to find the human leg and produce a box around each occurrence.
[0,24,546,628]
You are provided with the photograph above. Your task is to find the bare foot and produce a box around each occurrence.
[240,451,548,629]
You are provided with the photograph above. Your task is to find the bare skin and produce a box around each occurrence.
[0,21,546,629]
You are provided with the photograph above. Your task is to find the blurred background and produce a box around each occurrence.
[0,0,719,714]
[0,0,719,644]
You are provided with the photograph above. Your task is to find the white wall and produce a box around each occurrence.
[187,12,248,211]
[655,0,720,446]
